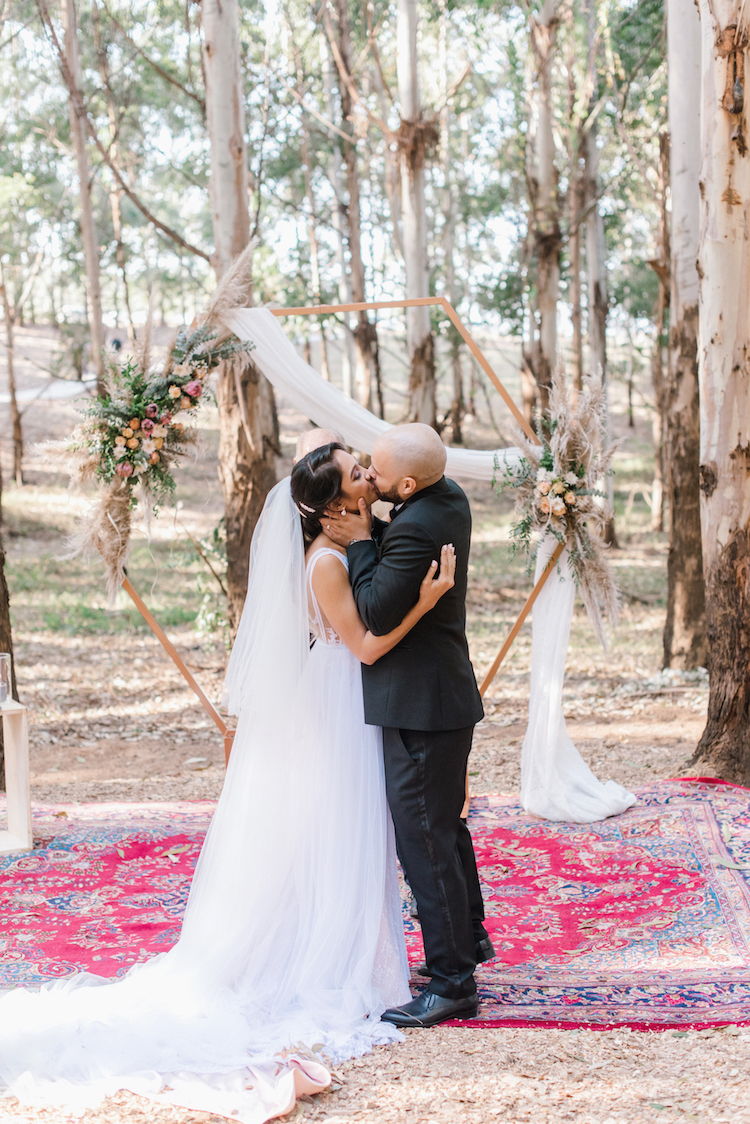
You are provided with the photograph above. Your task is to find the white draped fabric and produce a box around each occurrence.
[0,480,408,1122]
[227,308,636,824]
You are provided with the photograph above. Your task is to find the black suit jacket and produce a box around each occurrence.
[347,476,484,731]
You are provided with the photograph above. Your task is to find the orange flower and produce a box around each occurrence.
[149,451,160,465]
[168,385,182,399]
[153,437,164,450]
[180,396,192,410]
[114,436,126,446]
[126,437,139,450]
[122,427,134,439]
[129,417,141,430]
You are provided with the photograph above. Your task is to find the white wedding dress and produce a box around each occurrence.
[0,480,410,1123]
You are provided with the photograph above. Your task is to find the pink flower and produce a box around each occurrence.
[184,380,202,398]
[115,461,133,478]
[159,412,172,426]
[141,418,155,433]
[145,403,159,418]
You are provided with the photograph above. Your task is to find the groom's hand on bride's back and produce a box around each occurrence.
[324,497,373,546]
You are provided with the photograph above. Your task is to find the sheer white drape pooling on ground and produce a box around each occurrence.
[227,308,636,823]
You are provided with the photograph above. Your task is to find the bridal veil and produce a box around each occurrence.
[0,479,405,1124]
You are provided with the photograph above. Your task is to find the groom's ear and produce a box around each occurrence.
[400,476,418,498]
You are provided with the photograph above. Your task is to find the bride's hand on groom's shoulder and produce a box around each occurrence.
[418,543,456,611]
[324,497,373,546]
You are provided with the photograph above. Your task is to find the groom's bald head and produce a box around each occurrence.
[368,423,447,503]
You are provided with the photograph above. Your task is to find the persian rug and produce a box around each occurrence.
[1,779,750,1030]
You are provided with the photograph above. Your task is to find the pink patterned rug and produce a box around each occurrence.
[2,779,750,1029]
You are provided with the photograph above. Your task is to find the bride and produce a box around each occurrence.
[0,441,455,1124]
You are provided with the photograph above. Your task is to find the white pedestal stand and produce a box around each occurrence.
[0,699,32,853]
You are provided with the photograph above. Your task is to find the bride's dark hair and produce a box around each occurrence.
[290,443,345,543]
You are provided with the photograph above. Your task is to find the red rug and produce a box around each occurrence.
[2,779,750,1029]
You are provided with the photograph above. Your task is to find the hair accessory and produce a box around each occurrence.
[298,502,316,514]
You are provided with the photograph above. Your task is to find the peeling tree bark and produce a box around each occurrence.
[203,0,278,635]
[691,2,750,780]
[397,0,437,427]
[664,0,706,670]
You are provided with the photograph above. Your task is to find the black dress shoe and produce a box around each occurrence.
[381,989,478,1028]
[415,936,495,978]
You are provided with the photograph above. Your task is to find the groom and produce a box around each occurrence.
[325,423,493,1027]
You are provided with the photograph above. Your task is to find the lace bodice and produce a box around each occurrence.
[306,548,348,647]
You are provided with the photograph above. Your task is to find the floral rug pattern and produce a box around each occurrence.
[2,780,750,1028]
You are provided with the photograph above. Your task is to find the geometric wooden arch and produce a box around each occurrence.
[115,294,563,770]
[269,296,565,697]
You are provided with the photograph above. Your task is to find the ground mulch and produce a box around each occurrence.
[1,330,743,1123]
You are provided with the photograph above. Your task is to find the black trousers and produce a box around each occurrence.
[382,725,487,999]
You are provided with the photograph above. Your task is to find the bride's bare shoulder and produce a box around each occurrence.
[306,539,348,585]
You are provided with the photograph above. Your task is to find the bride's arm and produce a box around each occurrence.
[311,544,455,665]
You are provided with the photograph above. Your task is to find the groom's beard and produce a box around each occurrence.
[373,483,403,505]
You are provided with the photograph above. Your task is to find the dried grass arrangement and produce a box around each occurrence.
[43,324,254,602]
[497,369,620,648]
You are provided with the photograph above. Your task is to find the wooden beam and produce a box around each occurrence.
[479,540,566,697]
[121,576,232,761]
[270,297,540,444]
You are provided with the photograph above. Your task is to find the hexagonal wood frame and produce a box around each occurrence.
[117,296,563,772]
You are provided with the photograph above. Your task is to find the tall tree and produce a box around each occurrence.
[647,132,669,535]
[663,0,706,669]
[203,0,278,633]
[61,0,106,392]
[0,264,25,486]
[524,0,561,415]
[327,0,381,410]
[439,2,465,443]
[397,0,437,426]
[691,3,750,781]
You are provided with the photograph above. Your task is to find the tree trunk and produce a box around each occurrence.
[331,0,380,411]
[299,120,330,381]
[203,0,278,635]
[648,134,671,535]
[569,176,584,391]
[566,33,583,392]
[322,38,356,399]
[397,0,436,427]
[691,3,750,781]
[0,460,18,791]
[61,0,106,394]
[0,268,23,486]
[525,0,561,416]
[439,3,464,444]
[583,0,617,545]
[92,0,135,344]
[663,0,707,669]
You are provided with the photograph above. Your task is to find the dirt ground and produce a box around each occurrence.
[0,327,741,1124]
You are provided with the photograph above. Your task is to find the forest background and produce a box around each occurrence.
[2,0,729,776]
[5,0,750,1120]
